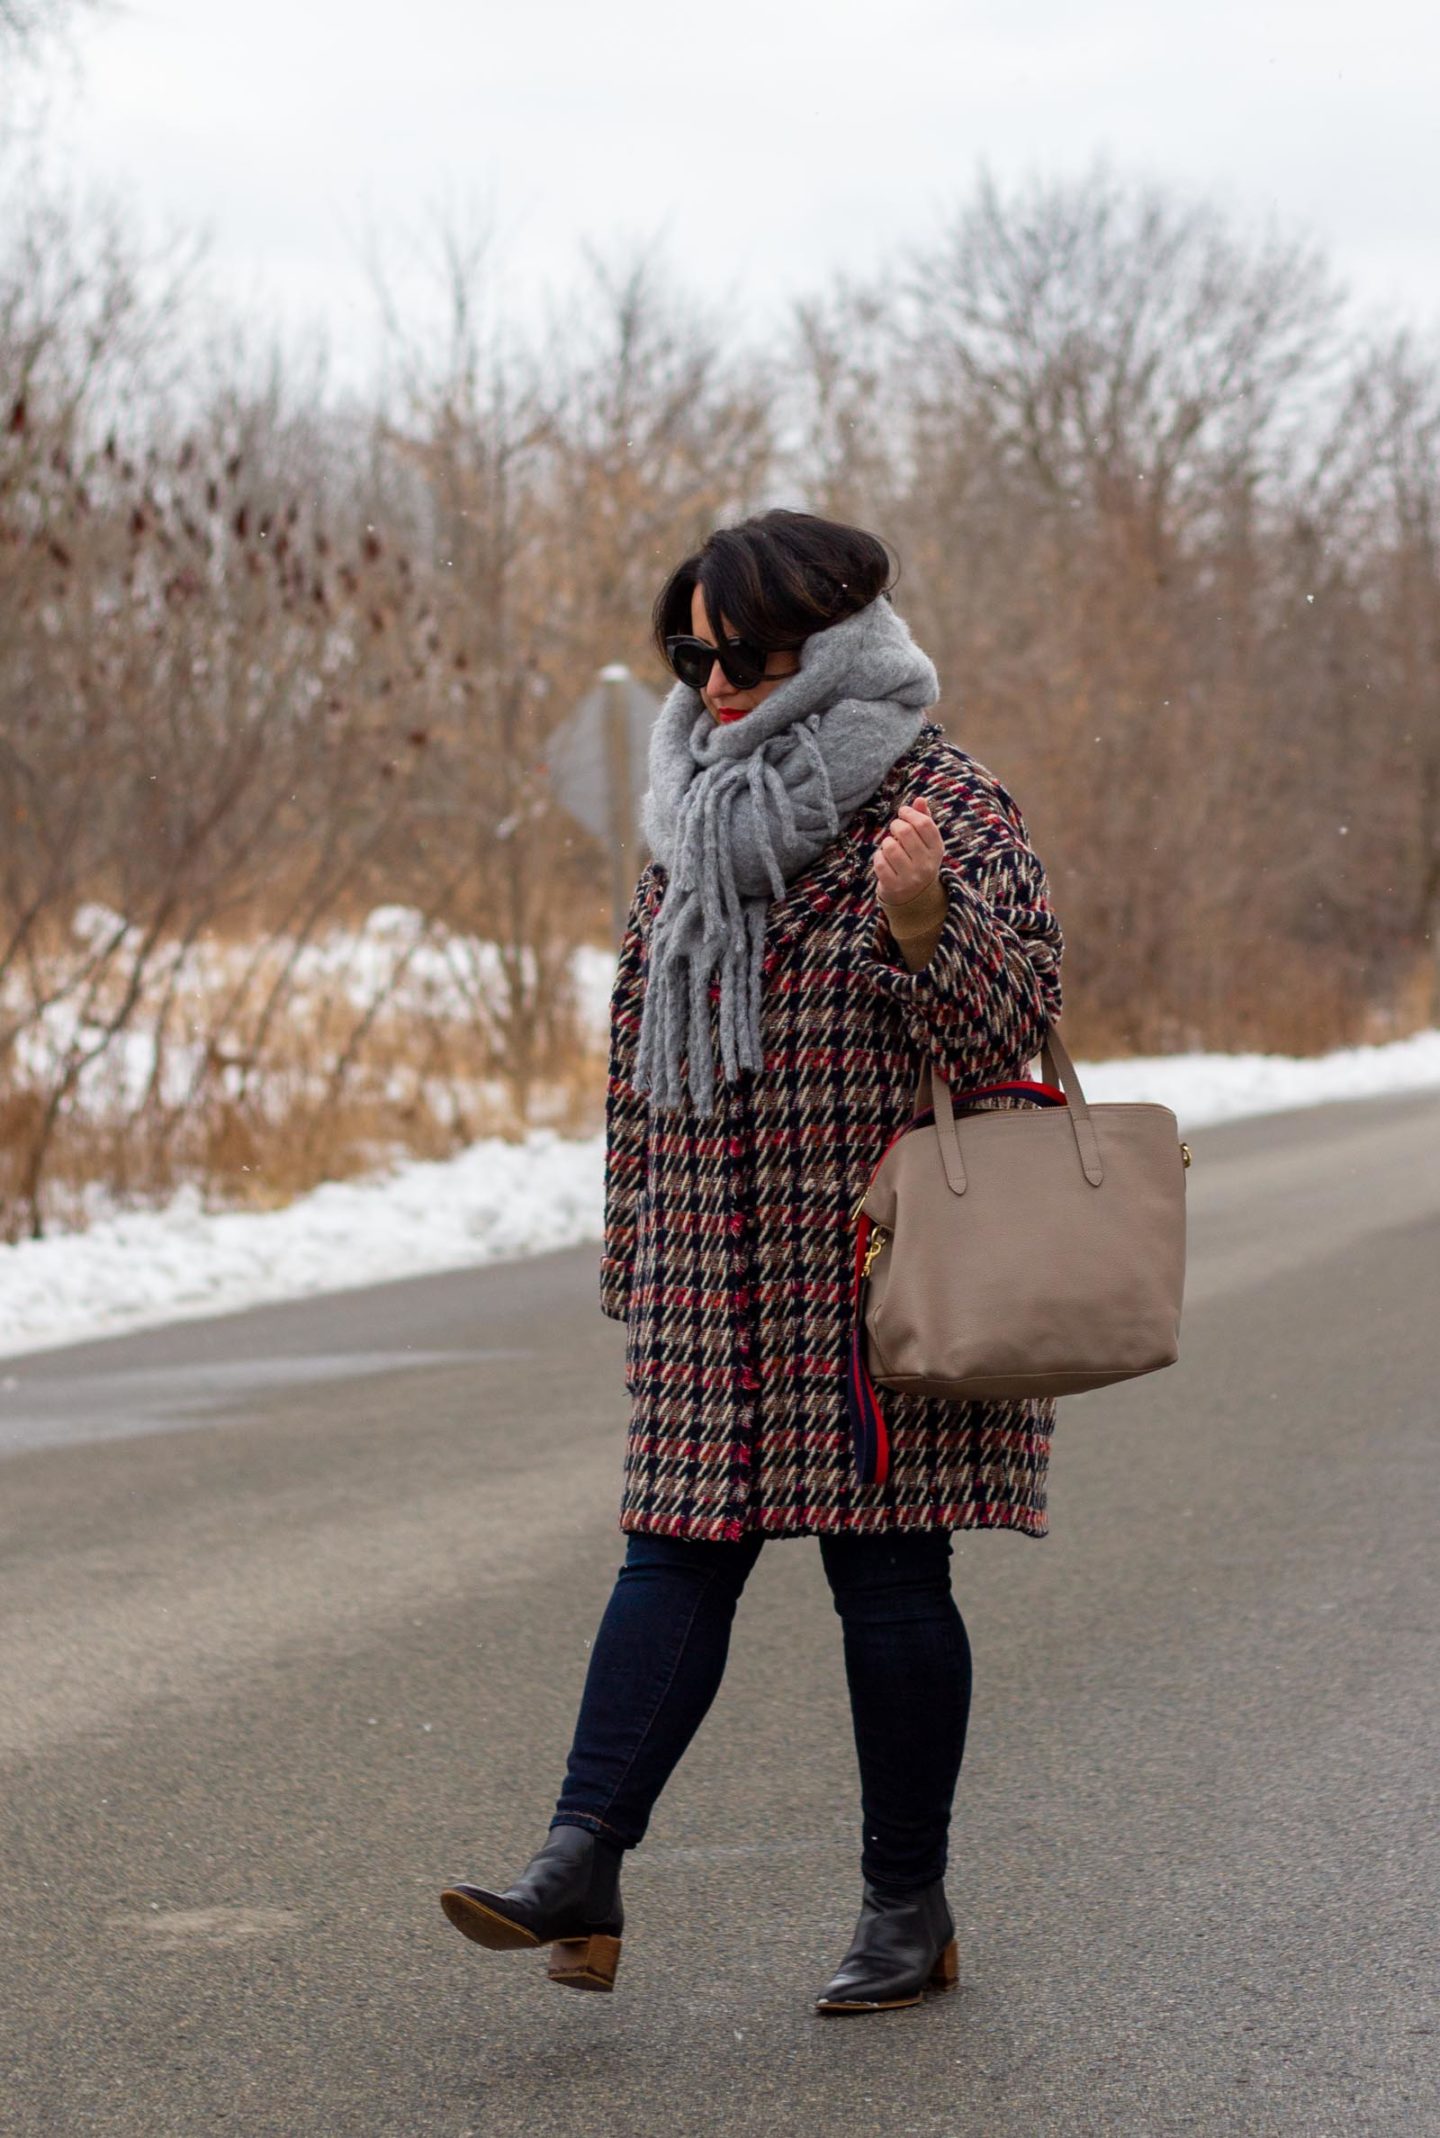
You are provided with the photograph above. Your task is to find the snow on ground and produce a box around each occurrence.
[10,906,621,1118]
[0,1130,607,1363]
[1054,1025,1440,1124]
[1,1028,1437,1363]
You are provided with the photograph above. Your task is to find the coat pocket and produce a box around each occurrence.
[622,1188,652,1394]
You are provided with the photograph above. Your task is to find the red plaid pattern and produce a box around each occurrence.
[601,721,1065,1541]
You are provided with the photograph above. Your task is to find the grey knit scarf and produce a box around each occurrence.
[632,594,939,1116]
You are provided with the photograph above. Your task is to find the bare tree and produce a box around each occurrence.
[0,0,96,49]
[776,159,1437,1053]
[907,155,1348,545]
[4,155,1437,1235]
[366,228,776,1116]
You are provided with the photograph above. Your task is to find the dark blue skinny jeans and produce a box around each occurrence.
[550,1528,973,1893]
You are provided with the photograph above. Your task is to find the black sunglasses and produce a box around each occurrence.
[664,633,775,693]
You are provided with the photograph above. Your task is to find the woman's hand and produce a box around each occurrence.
[873,798,945,905]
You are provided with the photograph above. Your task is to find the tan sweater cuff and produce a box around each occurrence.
[881,874,947,970]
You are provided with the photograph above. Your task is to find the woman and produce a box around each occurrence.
[440,509,1065,2013]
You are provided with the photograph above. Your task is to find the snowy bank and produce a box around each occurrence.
[1,1030,1437,1362]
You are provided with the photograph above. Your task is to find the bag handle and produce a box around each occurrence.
[916,1022,1105,1194]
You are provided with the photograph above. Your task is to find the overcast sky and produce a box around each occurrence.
[36,0,1440,393]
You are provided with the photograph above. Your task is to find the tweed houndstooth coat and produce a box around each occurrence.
[599,718,1066,1542]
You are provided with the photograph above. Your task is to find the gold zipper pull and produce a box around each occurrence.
[861,1227,889,1279]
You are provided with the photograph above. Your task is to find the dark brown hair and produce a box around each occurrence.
[651,508,897,663]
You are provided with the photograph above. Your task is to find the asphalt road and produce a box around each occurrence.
[2,1088,1438,2138]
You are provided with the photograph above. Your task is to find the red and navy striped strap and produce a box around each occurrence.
[922,1075,1069,1120]
[846,1216,891,1486]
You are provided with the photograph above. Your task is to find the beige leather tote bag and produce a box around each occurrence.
[854,1023,1190,1419]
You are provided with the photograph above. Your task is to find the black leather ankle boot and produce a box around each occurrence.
[440,1824,626,1991]
[814,1877,958,2013]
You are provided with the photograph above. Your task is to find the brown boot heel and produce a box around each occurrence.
[547,1932,622,1992]
[928,1938,959,1992]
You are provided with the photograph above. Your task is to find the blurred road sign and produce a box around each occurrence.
[548,667,659,844]
[547,665,662,941]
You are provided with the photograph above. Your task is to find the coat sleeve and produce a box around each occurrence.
[880,872,948,970]
[856,759,1064,1089]
[599,863,661,1322]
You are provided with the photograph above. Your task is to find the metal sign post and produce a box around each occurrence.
[602,665,637,946]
